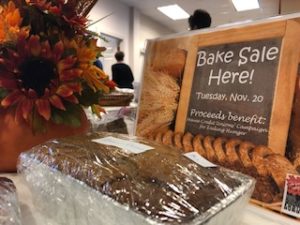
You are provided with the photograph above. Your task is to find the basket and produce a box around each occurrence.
[99,92,134,106]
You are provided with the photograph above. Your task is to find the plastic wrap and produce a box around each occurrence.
[18,132,255,225]
[0,177,22,225]
[84,105,136,134]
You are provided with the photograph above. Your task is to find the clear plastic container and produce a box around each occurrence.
[0,177,22,225]
[18,132,255,225]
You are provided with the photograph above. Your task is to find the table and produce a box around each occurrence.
[1,174,298,225]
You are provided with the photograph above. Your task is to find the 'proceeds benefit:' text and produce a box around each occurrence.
[197,45,279,86]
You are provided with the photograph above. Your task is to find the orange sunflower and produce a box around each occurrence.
[0,1,24,43]
[61,36,115,117]
[0,0,115,131]
[63,36,110,92]
[0,35,82,122]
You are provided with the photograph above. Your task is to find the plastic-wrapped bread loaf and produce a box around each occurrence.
[0,177,22,225]
[19,132,255,225]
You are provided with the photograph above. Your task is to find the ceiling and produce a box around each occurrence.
[117,0,282,32]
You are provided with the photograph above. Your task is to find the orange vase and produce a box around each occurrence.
[0,108,90,172]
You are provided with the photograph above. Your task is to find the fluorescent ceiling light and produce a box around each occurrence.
[157,4,189,20]
[232,0,260,12]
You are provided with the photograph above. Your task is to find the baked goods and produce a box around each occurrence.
[19,132,254,225]
[182,132,194,152]
[0,177,21,225]
[213,137,227,164]
[225,139,242,166]
[193,134,207,158]
[239,142,255,168]
[162,130,174,146]
[149,130,299,204]
[265,154,298,191]
[154,131,163,143]
[294,156,300,173]
[174,132,184,149]
[204,136,217,162]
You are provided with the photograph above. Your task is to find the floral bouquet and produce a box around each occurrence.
[0,0,115,133]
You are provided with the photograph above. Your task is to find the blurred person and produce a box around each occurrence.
[188,9,211,30]
[111,51,134,89]
[94,56,103,70]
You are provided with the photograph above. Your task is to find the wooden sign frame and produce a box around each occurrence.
[175,19,300,155]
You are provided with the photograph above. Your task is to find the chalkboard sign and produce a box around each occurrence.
[185,38,282,145]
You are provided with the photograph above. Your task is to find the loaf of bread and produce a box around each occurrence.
[0,177,21,225]
[19,132,254,225]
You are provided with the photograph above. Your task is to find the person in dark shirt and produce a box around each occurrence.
[94,57,103,69]
[188,9,211,30]
[111,51,134,89]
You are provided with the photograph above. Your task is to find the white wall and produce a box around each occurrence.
[88,0,131,65]
[88,0,300,83]
[133,13,174,83]
[282,0,300,14]
[88,0,173,83]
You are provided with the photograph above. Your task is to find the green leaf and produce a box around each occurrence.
[65,113,81,128]
[51,104,82,128]
[51,110,64,125]
[32,111,47,134]
[0,88,8,100]
[76,83,103,106]
[62,48,77,58]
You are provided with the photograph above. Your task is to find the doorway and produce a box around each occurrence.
[99,33,122,79]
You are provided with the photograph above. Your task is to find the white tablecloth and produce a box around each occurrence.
[1,173,298,225]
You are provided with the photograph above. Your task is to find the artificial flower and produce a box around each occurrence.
[0,0,115,131]
[0,1,23,43]
[63,36,109,92]
[0,35,82,121]
[25,0,88,32]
